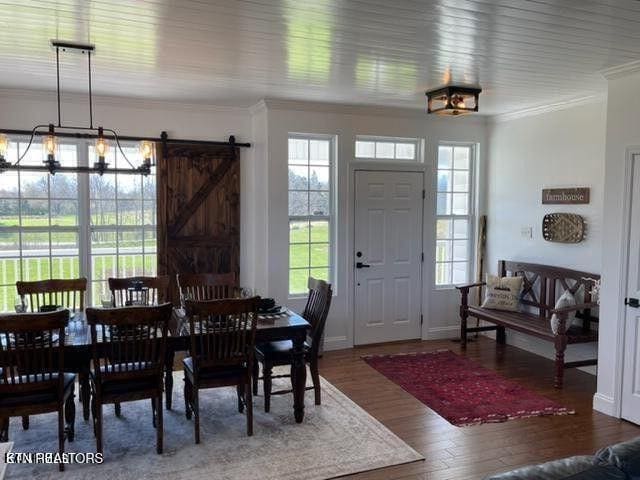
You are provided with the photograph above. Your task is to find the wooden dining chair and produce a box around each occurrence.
[85,303,172,455]
[108,276,170,307]
[177,272,239,302]
[0,310,76,472]
[254,278,332,412]
[183,296,260,443]
[16,278,87,313]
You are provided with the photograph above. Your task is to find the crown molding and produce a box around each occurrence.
[490,93,606,124]
[600,59,640,80]
[0,88,250,115]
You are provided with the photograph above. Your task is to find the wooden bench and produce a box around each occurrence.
[456,260,600,388]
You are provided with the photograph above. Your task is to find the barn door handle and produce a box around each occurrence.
[625,297,639,308]
[356,262,370,269]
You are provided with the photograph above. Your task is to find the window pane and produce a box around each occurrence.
[452,262,468,284]
[51,256,79,279]
[436,240,451,262]
[437,193,451,215]
[453,240,468,261]
[453,171,469,192]
[290,219,309,243]
[355,141,375,158]
[453,219,468,239]
[309,192,329,216]
[452,193,468,215]
[310,243,329,267]
[118,200,143,226]
[436,219,452,239]
[437,170,452,192]
[20,172,48,198]
[0,232,19,253]
[91,255,118,282]
[91,281,109,307]
[89,174,116,199]
[0,201,20,226]
[144,255,157,276]
[0,258,20,287]
[310,267,329,282]
[117,175,142,199]
[118,252,145,277]
[22,232,49,256]
[289,269,308,295]
[289,166,309,190]
[51,232,78,253]
[119,230,143,250]
[21,200,49,226]
[0,172,19,197]
[454,147,470,170]
[289,139,308,163]
[144,229,157,252]
[310,219,329,243]
[50,173,77,198]
[438,146,452,168]
[289,191,308,216]
[51,200,77,226]
[21,257,50,281]
[91,230,117,252]
[435,262,451,286]
[309,166,330,190]
[395,143,416,160]
[290,244,309,268]
[309,140,329,165]
[375,142,394,159]
[143,202,156,225]
[91,200,116,226]
[0,285,18,313]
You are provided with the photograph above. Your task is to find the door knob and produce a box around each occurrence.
[356,262,370,269]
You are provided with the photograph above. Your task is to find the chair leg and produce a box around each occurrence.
[151,398,157,428]
[184,378,192,420]
[21,415,29,430]
[114,402,121,417]
[246,379,253,437]
[252,360,259,395]
[554,334,568,388]
[65,386,76,442]
[156,395,163,454]
[263,362,272,413]
[94,401,103,455]
[58,407,65,472]
[237,383,245,413]
[193,387,200,444]
[0,417,8,442]
[310,360,321,405]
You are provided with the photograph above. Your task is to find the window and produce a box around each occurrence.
[0,137,156,311]
[355,136,418,161]
[435,144,474,286]
[288,135,333,296]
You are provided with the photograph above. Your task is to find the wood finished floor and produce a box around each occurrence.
[317,336,640,480]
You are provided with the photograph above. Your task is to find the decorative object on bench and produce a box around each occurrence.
[457,261,600,387]
[542,213,586,243]
[363,350,574,427]
[551,290,577,334]
[481,274,523,311]
[484,436,640,479]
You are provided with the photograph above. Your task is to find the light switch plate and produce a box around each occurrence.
[521,226,533,239]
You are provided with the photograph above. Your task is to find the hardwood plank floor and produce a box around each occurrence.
[318,337,640,479]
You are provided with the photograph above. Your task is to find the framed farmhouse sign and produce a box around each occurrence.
[542,187,590,205]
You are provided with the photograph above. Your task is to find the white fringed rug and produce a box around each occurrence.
[4,374,422,479]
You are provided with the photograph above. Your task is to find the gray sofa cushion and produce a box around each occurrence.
[597,436,640,479]
[484,456,627,480]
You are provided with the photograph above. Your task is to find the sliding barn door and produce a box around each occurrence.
[156,143,240,302]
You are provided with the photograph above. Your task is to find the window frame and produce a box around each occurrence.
[434,142,477,289]
[354,135,420,162]
[287,133,335,298]
[0,136,157,310]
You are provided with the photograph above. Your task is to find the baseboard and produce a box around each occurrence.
[425,325,459,340]
[323,336,351,351]
[593,392,618,417]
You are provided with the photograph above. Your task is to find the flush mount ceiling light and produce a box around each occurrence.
[0,40,155,176]
[426,85,482,116]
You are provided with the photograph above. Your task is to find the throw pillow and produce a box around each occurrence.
[481,274,523,312]
[550,290,577,334]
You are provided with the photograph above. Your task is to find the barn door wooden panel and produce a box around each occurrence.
[156,143,240,303]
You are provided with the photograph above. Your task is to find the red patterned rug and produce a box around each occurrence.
[363,350,574,427]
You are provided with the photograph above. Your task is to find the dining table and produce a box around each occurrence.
[62,307,311,423]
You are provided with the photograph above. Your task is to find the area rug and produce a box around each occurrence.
[3,373,422,480]
[363,350,575,427]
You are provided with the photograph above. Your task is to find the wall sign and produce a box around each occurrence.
[542,187,590,205]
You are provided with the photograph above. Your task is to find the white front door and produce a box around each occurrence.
[354,170,423,345]
[622,154,640,424]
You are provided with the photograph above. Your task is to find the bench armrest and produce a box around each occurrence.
[550,301,599,316]
[455,282,486,291]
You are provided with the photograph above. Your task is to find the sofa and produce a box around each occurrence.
[485,436,640,479]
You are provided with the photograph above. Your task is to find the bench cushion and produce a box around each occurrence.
[597,436,640,479]
[467,306,597,344]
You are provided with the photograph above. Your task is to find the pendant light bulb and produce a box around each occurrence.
[0,134,8,159]
[139,140,154,165]
[95,127,109,161]
[44,124,57,160]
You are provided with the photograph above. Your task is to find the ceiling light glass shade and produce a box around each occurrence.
[139,140,154,163]
[43,131,58,159]
[426,85,482,116]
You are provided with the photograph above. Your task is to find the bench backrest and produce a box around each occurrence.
[499,260,600,321]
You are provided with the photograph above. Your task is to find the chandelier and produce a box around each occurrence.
[0,41,155,176]
[426,85,482,116]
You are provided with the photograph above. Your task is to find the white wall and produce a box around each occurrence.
[486,100,607,368]
[258,100,488,350]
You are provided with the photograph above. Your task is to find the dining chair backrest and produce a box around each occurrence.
[302,277,333,354]
[0,309,69,396]
[177,272,239,302]
[85,303,172,383]
[184,297,260,372]
[108,276,170,307]
[16,278,87,313]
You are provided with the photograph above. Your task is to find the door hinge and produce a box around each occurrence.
[421,252,424,262]
[420,314,423,325]
[422,189,425,199]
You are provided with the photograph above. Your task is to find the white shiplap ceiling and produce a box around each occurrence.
[0,0,639,115]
